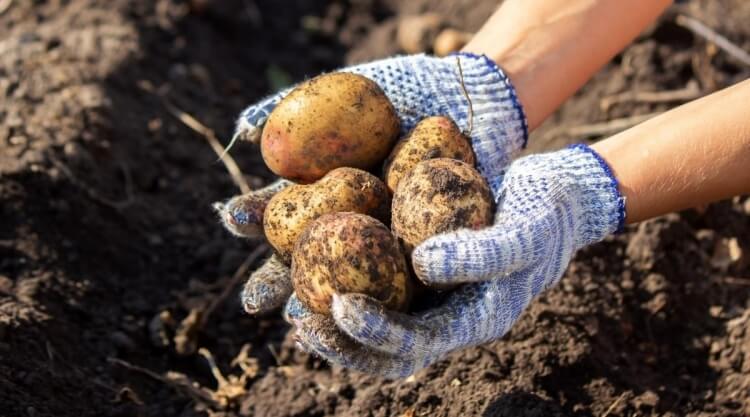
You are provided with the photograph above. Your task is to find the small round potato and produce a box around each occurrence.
[263,167,390,263]
[433,29,473,57]
[292,212,412,315]
[383,116,475,193]
[261,72,400,183]
[392,158,493,255]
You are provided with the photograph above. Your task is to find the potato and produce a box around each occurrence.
[392,158,493,255]
[292,212,412,315]
[433,29,474,57]
[396,13,446,54]
[383,116,475,193]
[263,167,390,263]
[261,72,400,183]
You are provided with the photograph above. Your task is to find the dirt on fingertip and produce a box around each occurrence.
[1,0,749,416]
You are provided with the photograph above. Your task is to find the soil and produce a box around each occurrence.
[1,1,749,416]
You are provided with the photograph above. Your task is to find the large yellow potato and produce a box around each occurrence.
[383,116,475,193]
[261,73,400,183]
[392,158,493,255]
[292,212,412,315]
[263,167,390,263]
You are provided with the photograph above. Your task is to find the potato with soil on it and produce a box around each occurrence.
[292,212,412,315]
[392,158,493,256]
[263,167,390,263]
[261,72,400,183]
[383,116,475,193]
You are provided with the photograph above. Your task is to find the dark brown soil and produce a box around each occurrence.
[1,1,749,416]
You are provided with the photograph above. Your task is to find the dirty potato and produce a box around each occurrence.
[261,72,400,183]
[263,167,390,263]
[292,212,412,315]
[392,158,493,255]
[383,116,475,193]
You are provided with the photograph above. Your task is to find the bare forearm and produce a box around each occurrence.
[592,79,750,224]
[463,0,672,130]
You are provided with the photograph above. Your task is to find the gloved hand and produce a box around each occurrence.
[288,144,626,378]
[233,52,528,180]
[215,52,528,314]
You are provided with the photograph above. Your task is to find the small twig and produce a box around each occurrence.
[138,82,251,194]
[713,276,750,286]
[108,357,218,407]
[198,348,230,388]
[542,112,662,143]
[601,392,627,417]
[231,343,260,376]
[600,81,703,111]
[112,386,145,406]
[173,244,267,356]
[676,14,750,67]
[51,156,134,210]
[199,244,269,327]
[455,55,474,136]
[198,347,254,407]
[162,101,251,194]
[267,343,283,366]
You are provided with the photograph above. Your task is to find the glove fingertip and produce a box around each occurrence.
[411,232,469,285]
[236,90,288,144]
[283,293,312,325]
[331,293,384,336]
[233,117,262,145]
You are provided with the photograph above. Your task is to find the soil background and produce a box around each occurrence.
[1,0,750,416]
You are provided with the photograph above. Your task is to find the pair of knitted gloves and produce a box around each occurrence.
[217,53,625,378]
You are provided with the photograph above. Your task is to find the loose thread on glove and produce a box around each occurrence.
[455,55,474,137]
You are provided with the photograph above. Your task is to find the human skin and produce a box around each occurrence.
[466,0,749,221]
[592,78,750,223]
[463,0,673,129]
[228,0,749,336]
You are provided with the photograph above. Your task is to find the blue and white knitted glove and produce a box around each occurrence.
[235,52,527,184]
[220,53,528,315]
[288,144,626,378]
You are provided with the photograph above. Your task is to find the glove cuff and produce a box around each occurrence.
[420,53,529,178]
[565,144,627,240]
[450,52,529,148]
